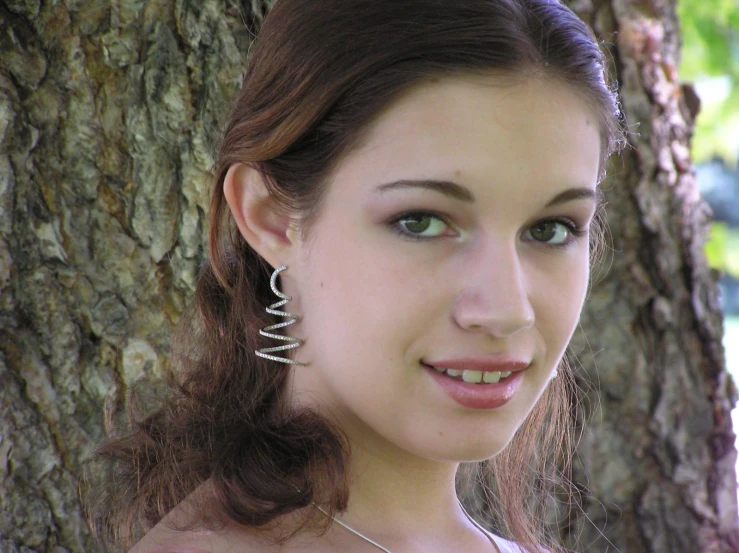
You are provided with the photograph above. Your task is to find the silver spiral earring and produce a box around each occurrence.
[255,265,307,366]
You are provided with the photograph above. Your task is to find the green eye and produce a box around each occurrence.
[523,220,577,246]
[394,212,449,239]
[403,214,432,234]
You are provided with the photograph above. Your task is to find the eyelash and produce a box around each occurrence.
[388,210,453,242]
[389,210,588,248]
[526,217,588,250]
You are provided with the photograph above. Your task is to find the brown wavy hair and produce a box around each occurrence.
[91,0,624,550]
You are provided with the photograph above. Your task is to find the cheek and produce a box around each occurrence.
[302,236,445,374]
[303,241,406,347]
[532,255,589,342]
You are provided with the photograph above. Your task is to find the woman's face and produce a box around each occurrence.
[284,75,601,462]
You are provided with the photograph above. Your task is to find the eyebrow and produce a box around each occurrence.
[544,187,598,207]
[375,179,597,206]
[375,179,476,202]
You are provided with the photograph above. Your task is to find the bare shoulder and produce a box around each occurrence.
[128,490,265,553]
[128,520,212,553]
[127,500,216,553]
[129,517,266,553]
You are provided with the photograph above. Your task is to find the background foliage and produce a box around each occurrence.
[678,0,739,164]
[678,0,739,282]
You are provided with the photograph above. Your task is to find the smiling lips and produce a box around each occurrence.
[431,366,513,384]
[424,357,529,381]
[422,357,530,409]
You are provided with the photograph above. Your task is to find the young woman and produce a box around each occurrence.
[93,1,624,551]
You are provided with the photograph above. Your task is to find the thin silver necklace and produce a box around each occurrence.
[313,501,500,553]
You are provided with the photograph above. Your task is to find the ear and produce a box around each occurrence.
[223,163,298,269]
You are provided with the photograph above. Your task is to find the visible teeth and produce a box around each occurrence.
[483,371,502,383]
[431,365,514,384]
[462,370,483,383]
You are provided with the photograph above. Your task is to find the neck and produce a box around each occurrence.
[351,443,459,525]
[324,417,474,545]
[314,439,497,553]
[285,379,493,550]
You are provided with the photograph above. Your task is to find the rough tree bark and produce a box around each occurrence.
[555,1,739,551]
[0,1,736,552]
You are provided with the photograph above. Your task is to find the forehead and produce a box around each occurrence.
[330,74,602,200]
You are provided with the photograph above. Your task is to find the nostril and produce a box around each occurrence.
[451,293,534,337]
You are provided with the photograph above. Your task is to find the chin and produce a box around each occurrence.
[453,441,513,463]
[413,435,516,464]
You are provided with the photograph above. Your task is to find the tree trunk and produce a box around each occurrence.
[0,1,735,552]
[557,1,739,551]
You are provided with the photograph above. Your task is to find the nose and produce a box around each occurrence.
[451,242,535,338]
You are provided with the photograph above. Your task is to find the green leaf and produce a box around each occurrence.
[706,222,739,279]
